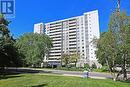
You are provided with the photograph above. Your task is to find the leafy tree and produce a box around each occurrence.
[15,33,53,67]
[70,53,80,67]
[62,53,80,68]
[116,24,130,80]
[109,12,130,80]
[95,12,130,81]
[62,54,70,68]
[96,30,118,80]
[0,14,22,76]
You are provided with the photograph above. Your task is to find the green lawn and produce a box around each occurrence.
[0,74,130,87]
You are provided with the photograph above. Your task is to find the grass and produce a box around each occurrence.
[0,74,130,87]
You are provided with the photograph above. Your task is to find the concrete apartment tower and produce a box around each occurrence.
[34,10,101,68]
[34,23,44,34]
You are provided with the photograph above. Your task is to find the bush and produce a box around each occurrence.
[91,63,97,69]
[93,66,109,72]
[84,63,90,68]
[56,66,83,71]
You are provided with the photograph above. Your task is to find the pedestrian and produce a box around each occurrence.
[83,68,89,78]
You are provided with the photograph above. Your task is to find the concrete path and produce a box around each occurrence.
[8,67,112,79]
[7,67,130,79]
[37,68,112,79]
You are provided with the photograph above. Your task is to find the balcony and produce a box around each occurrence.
[50,51,61,55]
[51,35,61,38]
[50,50,61,53]
[50,24,61,27]
[49,30,62,34]
[69,45,77,49]
[50,26,62,29]
[49,32,61,36]
[69,42,76,45]
[69,36,76,39]
[52,38,61,41]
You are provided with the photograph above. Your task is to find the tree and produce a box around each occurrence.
[0,14,22,76]
[15,33,53,67]
[109,12,130,81]
[95,12,130,81]
[62,54,70,68]
[62,52,80,68]
[96,30,118,80]
[116,23,130,80]
[70,53,80,67]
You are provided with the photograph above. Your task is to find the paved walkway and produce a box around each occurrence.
[8,67,112,79]
[38,68,112,79]
[7,67,130,79]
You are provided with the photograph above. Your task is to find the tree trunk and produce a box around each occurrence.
[115,70,122,81]
[0,66,5,78]
[75,60,77,67]
[122,53,127,80]
[105,58,112,72]
[105,57,117,81]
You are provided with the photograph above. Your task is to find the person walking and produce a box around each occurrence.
[83,68,89,78]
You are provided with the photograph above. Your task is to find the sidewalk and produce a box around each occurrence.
[7,67,130,79]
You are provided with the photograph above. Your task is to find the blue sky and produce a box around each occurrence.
[9,0,130,37]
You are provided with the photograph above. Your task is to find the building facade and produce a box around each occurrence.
[34,23,44,34]
[34,10,101,67]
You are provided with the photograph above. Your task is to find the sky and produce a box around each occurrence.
[8,0,130,38]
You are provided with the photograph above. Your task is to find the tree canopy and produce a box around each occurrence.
[0,14,21,68]
[95,12,130,81]
[15,33,53,67]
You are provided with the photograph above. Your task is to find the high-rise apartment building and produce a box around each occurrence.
[34,23,44,34]
[34,10,101,67]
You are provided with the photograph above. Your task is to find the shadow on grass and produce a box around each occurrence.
[31,84,48,87]
[0,68,52,80]
[7,68,52,74]
[0,75,21,80]
[119,78,130,83]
